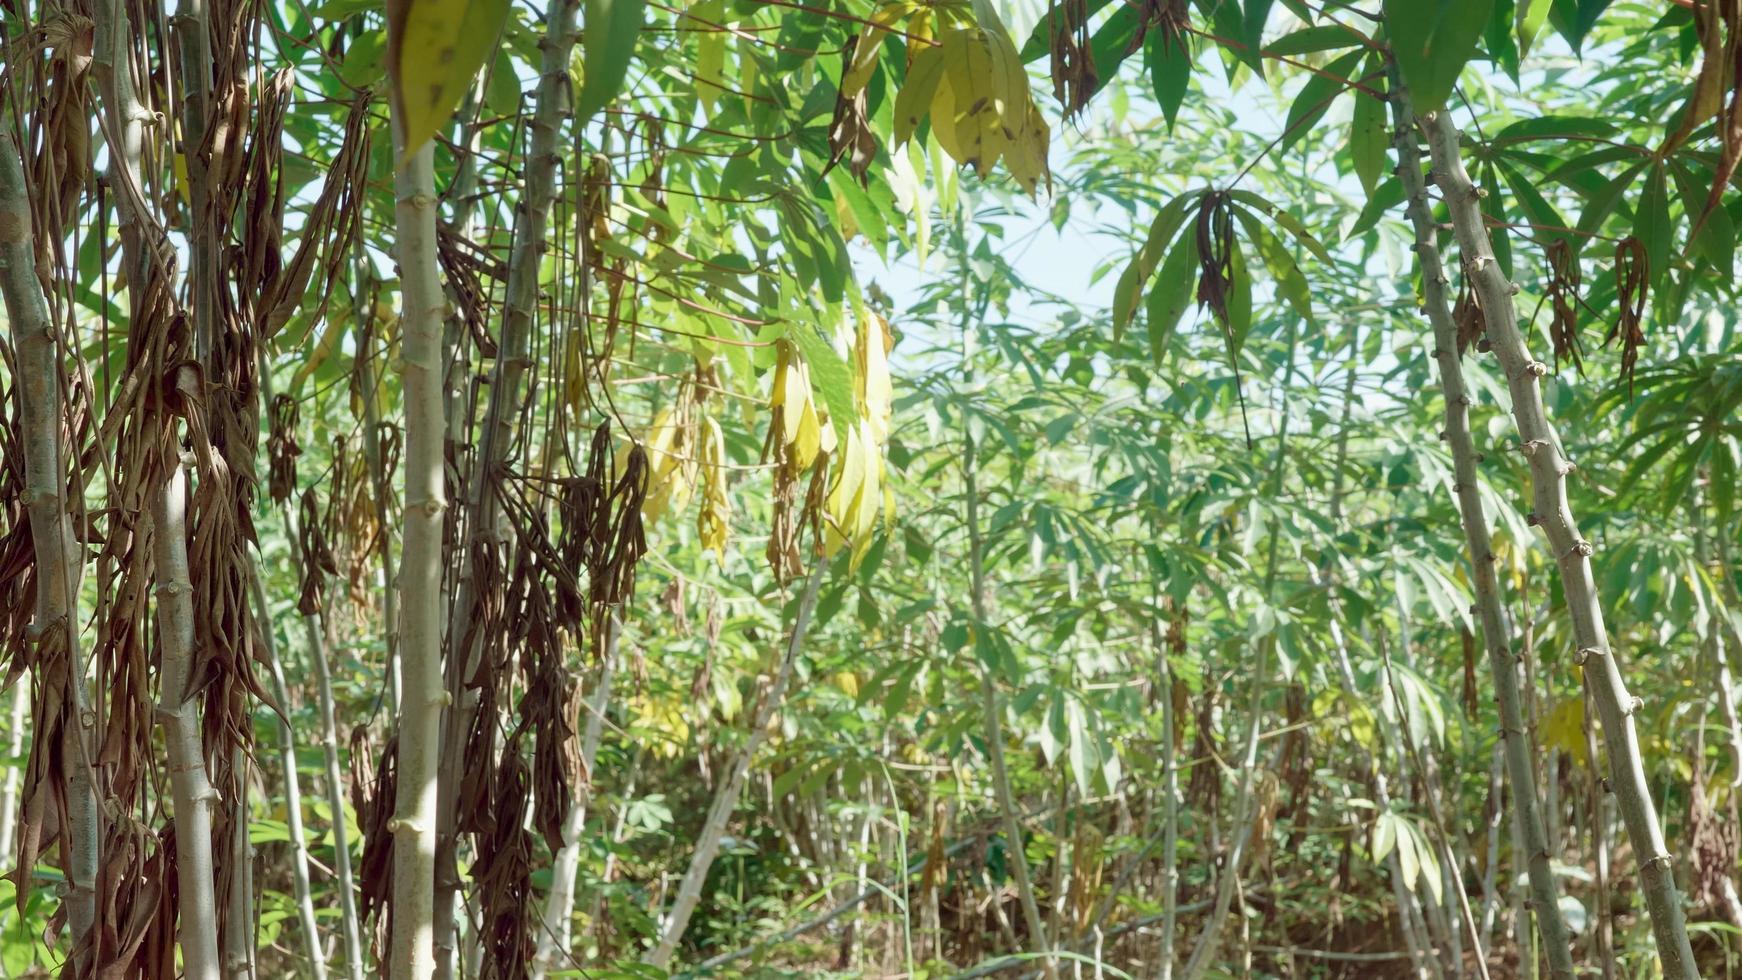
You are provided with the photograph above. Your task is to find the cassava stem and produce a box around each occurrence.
[1421,107,1698,980]
[432,4,583,970]
[0,131,100,971]
[1383,74,1577,979]
[385,119,449,980]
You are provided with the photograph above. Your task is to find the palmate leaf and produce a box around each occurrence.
[1280,49,1364,155]
[1113,190,1200,334]
[1348,175,1403,237]
[1516,0,1553,56]
[1225,238,1252,355]
[1548,0,1615,52]
[1575,158,1649,245]
[1226,190,1331,264]
[387,0,510,155]
[1668,157,1735,277]
[578,0,646,126]
[1490,114,1619,145]
[1242,0,1276,72]
[1267,23,1364,56]
[1485,0,1519,83]
[1633,161,1673,291]
[1383,0,1495,114]
[1145,29,1192,132]
[1349,59,1388,194]
[1085,4,1143,99]
[1495,157,1571,249]
[1144,224,1201,366]
[1481,161,1511,277]
[785,320,856,445]
[1231,206,1313,324]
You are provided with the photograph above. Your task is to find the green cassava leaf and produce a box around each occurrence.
[1495,158,1571,250]
[1384,0,1497,114]
[578,0,645,126]
[786,321,856,444]
[1265,24,1364,56]
[1516,0,1553,56]
[1232,205,1314,323]
[1145,30,1192,132]
[1548,0,1614,52]
[1146,228,1200,365]
[1281,50,1364,154]
[1349,60,1389,195]
[1115,190,1200,333]
[1634,161,1672,289]
[1576,158,1649,245]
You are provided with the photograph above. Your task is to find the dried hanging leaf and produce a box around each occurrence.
[1186,668,1220,813]
[825,38,879,186]
[580,153,613,272]
[266,394,301,505]
[1544,238,1584,374]
[474,744,535,978]
[1133,0,1190,60]
[25,12,94,248]
[354,726,395,962]
[1661,0,1739,156]
[1048,0,1096,120]
[1452,277,1486,356]
[1609,236,1648,399]
[1194,192,1234,327]
[1193,191,1252,443]
[763,345,817,582]
[296,488,340,616]
[1690,3,1742,240]
[1686,772,1740,918]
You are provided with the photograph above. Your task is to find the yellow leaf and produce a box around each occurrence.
[1541,695,1591,768]
[686,0,727,112]
[173,150,190,208]
[739,39,759,114]
[893,43,948,147]
[563,331,585,413]
[628,693,690,757]
[697,414,730,560]
[1004,104,1051,196]
[792,397,821,472]
[387,0,510,157]
[291,316,348,393]
[778,353,803,444]
[857,311,894,442]
[842,2,910,97]
[929,59,966,163]
[823,423,867,557]
[897,24,1048,193]
[774,347,823,473]
[643,406,695,524]
[942,31,1003,176]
